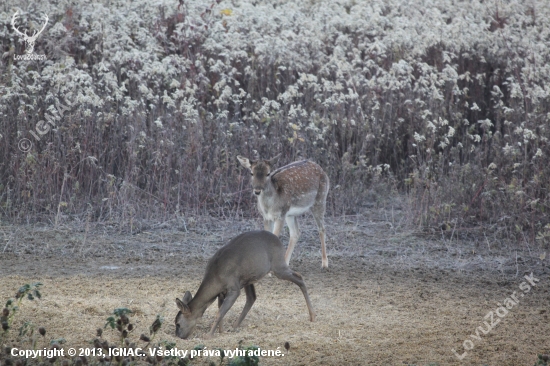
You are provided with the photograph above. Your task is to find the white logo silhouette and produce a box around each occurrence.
[11,11,49,55]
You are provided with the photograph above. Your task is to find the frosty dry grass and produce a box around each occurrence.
[0,283,272,366]
[0,0,549,246]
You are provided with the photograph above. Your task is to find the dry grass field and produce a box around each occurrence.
[1,209,549,365]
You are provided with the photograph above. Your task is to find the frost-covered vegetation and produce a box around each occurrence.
[1,0,549,242]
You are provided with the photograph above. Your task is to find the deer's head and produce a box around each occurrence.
[11,11,49,54]
[237,154,281,195]
[175,291,197,339]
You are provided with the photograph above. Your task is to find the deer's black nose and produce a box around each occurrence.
[254,190,261,195]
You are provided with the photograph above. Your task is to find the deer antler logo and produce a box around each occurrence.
[11,11,49,55]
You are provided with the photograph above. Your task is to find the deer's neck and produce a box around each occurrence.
[189,277,223,317]
[262,178,277,197]
[257,180,278,218]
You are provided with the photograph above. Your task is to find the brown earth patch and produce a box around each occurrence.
[0,214,549,365]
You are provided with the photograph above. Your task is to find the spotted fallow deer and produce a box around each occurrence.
[175,231,315,339]
[237,154,329,268]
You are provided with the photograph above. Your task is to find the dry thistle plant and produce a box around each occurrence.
[99,309,172,365]
[1,283,47,365]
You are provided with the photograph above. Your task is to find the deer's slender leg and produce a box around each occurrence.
[312,213,328,268]
[313,173,329,268]
[272,217,285,237]
[216,292,226,333]
[284,216,300,265]
[263,219,274,232]
[273,268,316,322]
[233,284,256,328]
[207,288,240,338]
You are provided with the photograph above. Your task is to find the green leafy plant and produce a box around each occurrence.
[100,310,172,365]
[105,307,134,347]
[1,283,42,336]
[0,283,48,365]
[228,345,260,366]
[535,354,550,366]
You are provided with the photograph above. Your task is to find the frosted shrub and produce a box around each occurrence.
[0,0,549,243]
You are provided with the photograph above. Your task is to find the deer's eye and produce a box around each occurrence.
[250,173,253,176]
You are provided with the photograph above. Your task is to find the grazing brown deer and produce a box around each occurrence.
[175,231,315,339]
[237,154,329,268]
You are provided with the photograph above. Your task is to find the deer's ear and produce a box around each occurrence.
[237,155,252,170]
[182,291,193,304]
[176,296,191,315]
[267,154,281,166]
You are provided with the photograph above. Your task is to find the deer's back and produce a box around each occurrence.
[263,161,328,216]
[271,160,327,196]
[204,231,284,287]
